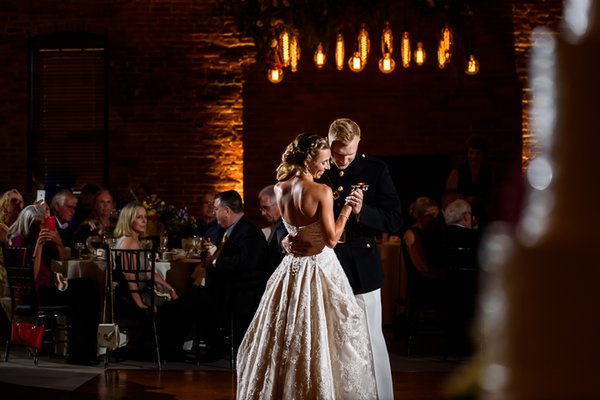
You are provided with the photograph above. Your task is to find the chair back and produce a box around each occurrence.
[108,248,158,309]
[2,244,39,317]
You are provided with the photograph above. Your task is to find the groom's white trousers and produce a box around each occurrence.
[356,289,394,400]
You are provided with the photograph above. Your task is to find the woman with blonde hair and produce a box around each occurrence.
[237,133,377,399]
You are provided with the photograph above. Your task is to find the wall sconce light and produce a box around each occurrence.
[314,42,326,69]
[358,24,370,65]
[290,35,300,72]
[401,31,411,68]
[348,51,364,72]
[279,29,290,67]
[414,39,426,66]
[335,34,345,70]
[465,54,480,75]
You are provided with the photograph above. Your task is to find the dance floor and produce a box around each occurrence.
[0,328,469,399]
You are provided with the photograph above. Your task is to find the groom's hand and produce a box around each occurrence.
[282,234,313,256]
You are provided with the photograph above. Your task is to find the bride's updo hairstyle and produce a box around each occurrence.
[276,133,329,181]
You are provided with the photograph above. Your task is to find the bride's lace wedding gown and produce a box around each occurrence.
[236,220,377,399]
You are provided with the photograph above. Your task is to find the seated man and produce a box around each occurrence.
[194,190,267,362]
[441,198,480,355]
[258,185,287,277]
[50,190,78,250]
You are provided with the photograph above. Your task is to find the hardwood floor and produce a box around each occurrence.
[1,369,454,399]
[0,326,465,399]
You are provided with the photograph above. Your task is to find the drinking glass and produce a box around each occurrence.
[181,238,194,258]
[158,234,169,259]
[192,235,203,257]
[86,235,102,257]
[74,242,86,258]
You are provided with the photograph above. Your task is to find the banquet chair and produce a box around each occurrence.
[401,241,448,357]
[106,247,161,369]
[225,268,267,369]
[2,244,71,365]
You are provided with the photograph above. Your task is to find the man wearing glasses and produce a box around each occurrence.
[258,185,287,277]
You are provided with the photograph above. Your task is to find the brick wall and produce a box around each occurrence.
[0,0,563,224]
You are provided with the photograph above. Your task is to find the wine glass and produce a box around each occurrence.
[192,235,203,257]
[181,238,194,258]
[74,242,86,258]
[158,234,168,260]
[86,235,102,257]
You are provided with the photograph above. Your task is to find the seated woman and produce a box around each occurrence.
[75,190,117,252]
[0,189,24,242]
[113,202,199,361]
[402,197,446,305]
[7,204,99,365]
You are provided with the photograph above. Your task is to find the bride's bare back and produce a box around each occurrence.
[275,176,346,249]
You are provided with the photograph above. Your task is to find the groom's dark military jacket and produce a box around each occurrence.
[319,154,402,295]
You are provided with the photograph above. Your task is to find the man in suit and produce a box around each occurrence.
[196,190,267,362]
[320,118,402,400]
[258,185,288,277]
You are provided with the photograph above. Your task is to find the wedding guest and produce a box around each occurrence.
[7,204,98,365]
[194,190,267,362]
[198,191,218,243]
[257,185,287,277]
[0,189,24,242]
[403,197,445,280]
[73,182,101,227]
[446,135,492,227]
[75,190,117,246]
[50,190,78,249]
[113,202,199,361]
[441,198,480,355]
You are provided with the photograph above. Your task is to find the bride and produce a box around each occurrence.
[237,133,377,399]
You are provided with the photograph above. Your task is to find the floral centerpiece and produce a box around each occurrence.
[140,194,199,240]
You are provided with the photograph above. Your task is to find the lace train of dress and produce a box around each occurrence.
[237,221,377,399]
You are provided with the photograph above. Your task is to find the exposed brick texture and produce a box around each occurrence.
[0,0,563,224]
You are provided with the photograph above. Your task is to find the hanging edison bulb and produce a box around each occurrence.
[414,40,426,66]
[290,35,300,72]
[381,22,393,55]
[357,24,370,65]
[441,24,453,62]
[279,28,290,67]
[314,42,326,69]
[465,54,480,75]
[378,53,396,73]
[348,51,364,72]
[401,31,411,68]
[267,67,283,83]
[437,39,447,69]
[335,34,345,70]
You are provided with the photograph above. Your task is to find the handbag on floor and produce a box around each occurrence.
[11,321,44,349]
[97,263,120,349]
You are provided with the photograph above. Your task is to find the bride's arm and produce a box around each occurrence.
[319,185,352,248]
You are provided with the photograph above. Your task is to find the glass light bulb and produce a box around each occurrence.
[290,35,299,72]
[381,21,393,55]
[314,43,326,69]
[465,54,480,75]
[279,29,290,67]
[335,34,345,70]
[414,41,426,66]
[267,67,283,83]
[348,52,364,72]
[378,53,396,73]
[401,31,411,68]
[358,25,370,64]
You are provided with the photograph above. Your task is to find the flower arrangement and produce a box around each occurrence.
[141,194,199,238]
